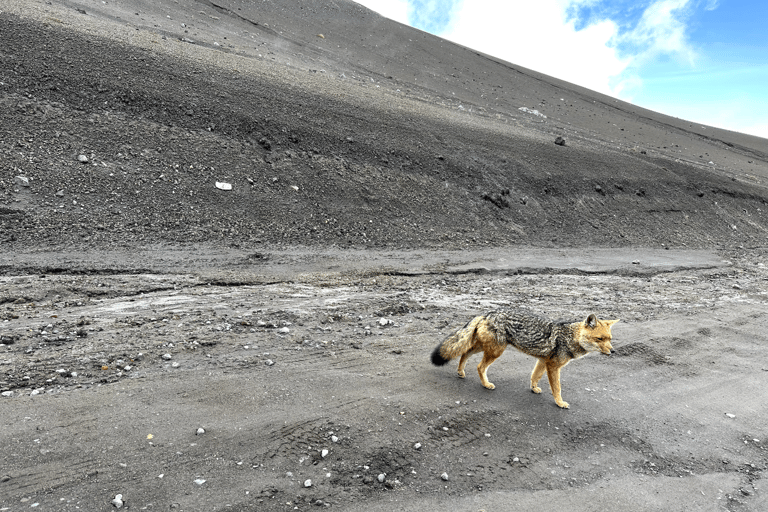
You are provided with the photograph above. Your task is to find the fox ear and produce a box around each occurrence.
[585,314,597,328]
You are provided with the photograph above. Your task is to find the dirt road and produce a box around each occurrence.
[2,247,767,511]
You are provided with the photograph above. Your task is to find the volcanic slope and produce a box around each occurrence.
[1,0,768,251]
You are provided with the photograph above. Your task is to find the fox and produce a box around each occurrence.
[430,310,619,409]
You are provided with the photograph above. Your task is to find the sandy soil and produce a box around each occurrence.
[2,1,768,511]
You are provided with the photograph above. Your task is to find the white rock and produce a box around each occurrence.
[196,428,205,435]
[111,494,123,508]
[194,478,206,486]
[1,391,13,397]
[377,473,386,483]
[215,181,232,191]
[265,359,275,366]
[321,449,329,458]
[413,442,421,450]
[441,472,449,481]
[14,176,30,187]
[162,353,172,360]
[304,479,312,487]
[725,413,736,419]
[278,327,290,334]
[78,154,89,163]
[331,435,339,443]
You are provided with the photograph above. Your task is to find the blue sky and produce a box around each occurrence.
[355,0,768,138]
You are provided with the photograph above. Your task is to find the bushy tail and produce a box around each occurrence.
[431,315,484,366]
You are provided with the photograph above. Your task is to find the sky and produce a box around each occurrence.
[354,0,768,139]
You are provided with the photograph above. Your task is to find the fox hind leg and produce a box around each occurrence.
[457,347,481,379]
[530,359,546,394]
[477,350,503,390]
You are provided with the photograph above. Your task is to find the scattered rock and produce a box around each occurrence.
[413,442,422,450]
[377,473,386,483]
[304,479,312,487]
[1,391,13,397]
[725,413,736,419]
[215,181,232,191]
[265,359,275,366]
[111,494,124,509]
[554,136,566,146]
[78,154,89,163]
[441,472,449,481]
[331,435,339,443]
[194,478,206,485]
[321,449,329,458]
[196,427,205,435]
[278,327,290,334]
[518,107,546,118]
[162,353,172,360]
[14,175,30,187]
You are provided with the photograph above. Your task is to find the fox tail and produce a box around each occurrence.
[431,315,484,366]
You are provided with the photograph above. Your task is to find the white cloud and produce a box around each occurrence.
[619,0,697,67]
[354,0,410,25]
[439,0,631,96]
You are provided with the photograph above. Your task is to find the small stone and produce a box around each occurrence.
[441,472,449,481]
[331,435,339,443]
[278,327,290,334]
[377,473,386,483]
[265,359,275,366]
[55,189,65,197]
[194,478,206,485]
[78,154,89,163]
[14,176,30,187]
[725,413,736,419]
[1,475,10,482]
[215,181,232,191]
[196,428,205,435]
[162,353,172,360]
[554,136,566,146]
[111,494,123,508]
[304,479,312,487]
[413,443,422,450]
[1,391,13,397]
[321,449,329,458]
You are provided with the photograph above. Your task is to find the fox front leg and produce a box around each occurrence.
[546,364,569,409]
[530,359,546,394]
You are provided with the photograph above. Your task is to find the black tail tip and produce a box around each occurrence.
[431,345,449,366]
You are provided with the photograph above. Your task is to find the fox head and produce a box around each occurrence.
[578,314,619,355]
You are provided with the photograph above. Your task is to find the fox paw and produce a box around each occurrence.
[531,386,542,394]
[482,382,496,390]
[457,370,466,378]
[556,401,570,409]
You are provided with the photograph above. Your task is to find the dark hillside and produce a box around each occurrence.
[1,0,767,250]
